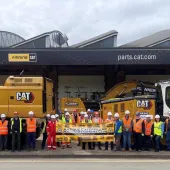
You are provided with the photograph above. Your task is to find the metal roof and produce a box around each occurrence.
[120,29,170,47]
[11,30,69,48]
[71,30,118,48]
[0,31,25,48]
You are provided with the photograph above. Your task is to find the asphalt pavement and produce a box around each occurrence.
[1,159,170,170]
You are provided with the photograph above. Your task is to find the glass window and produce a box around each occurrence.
[165,86,170,108]
[120,103,125,112]
[114,104,118,112]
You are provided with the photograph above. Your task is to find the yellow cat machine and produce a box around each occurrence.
[0,75,55,139]
[101,96,156,120]
[100,79,170,146]
[60,97,100,113]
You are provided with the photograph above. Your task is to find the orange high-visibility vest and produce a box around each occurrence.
[133,119,143,133]
[92,117,103,124]
[144,120,153,136]
[122,117,132,131]
[26,118,36,132]
[0,120,8,135]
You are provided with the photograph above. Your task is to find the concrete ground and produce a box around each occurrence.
[1,140,170,158]
[1,159,170,170]
[0,136,169,158]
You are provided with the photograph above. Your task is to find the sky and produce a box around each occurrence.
[0,0,170,46]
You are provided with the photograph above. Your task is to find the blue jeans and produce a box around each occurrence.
[123,131,131,149]
[155,135,161,150]
[27,132,36,149]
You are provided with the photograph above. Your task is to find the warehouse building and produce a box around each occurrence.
[0,29,170,109]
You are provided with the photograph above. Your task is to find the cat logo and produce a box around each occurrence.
[16,92,34,103]
[136,100,152,110]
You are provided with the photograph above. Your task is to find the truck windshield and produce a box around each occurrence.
[166,86,170,108]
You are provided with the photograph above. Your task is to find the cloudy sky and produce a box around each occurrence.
[0,0,170,46]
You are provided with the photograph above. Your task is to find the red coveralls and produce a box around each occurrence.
[46,120,56,150]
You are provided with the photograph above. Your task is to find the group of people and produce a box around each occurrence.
[0,111,37,152]
[1,108,170,152]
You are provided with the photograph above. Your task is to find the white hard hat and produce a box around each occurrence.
[51,115,56,119]
[80,111,84,115]
[87,109,91,112]
[155,115,160,119]
[55,114,59,118]
[146,115,151,118]
[1,114,6,118]
[46,114,50,118]
[64,108,67,111]
[114,113,119,118]
[107,112,112,116]
[84,114,88,118]
[65,112,70,116]
[28,111,34,115]
[125,110,130,114]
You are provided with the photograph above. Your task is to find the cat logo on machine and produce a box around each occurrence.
[16,92,35,103]
[136,100,152,110]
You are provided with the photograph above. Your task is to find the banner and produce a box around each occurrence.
[56,122,114,142]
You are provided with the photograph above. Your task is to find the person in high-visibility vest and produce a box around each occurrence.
[0,114,9,151]
[154,114,164,152]
[41,114,50,150]
[104,112,114,150]
[82,114,92,150]
[133,112,144,151]
[113,113,122,151]
[143,115,153,151]
[122,110,133,151]
[72,109,79,123]
[165,112,170,151]
[62,112,72,149]
[78,111,85,123]
[46,115,56,150]
[92,111,103,150]
[26,111,37,151]
[77,111,85,146]
[11,111,22,152]
[87,109,93,120]
[55,114,61,147]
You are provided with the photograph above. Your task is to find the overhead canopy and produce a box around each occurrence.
[0,47,170,65]
[120,29,170,47]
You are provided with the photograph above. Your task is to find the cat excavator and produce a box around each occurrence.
[100,79,170,120]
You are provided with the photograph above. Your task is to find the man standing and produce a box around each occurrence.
[46,115,56,150]
[87,109,92,120]
[113,113,122,151]
[122,110,133,151]
[26,111,37,151]
[82,114,92,150]
[92,111,103,150]
[143,115,153,151]
[62,112,72,149]
[0,114,9,151]
[133,112,144,151]
[41,114,50,150]
[11,111,22,152]
[154,115,164,152]
[72,109,79,123]
[165,113,170,151]
[104,112,114,150]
